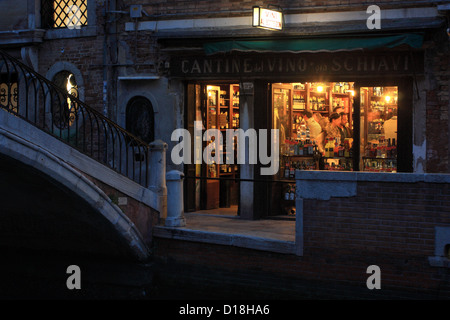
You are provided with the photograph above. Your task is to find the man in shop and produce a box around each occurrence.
[333,106,352,141]
[301,110,322,140]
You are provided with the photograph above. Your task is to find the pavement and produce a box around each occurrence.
[184,206,296,242]
[154,206,297,254]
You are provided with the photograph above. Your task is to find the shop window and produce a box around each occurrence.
[275,82,399,176]
[277,82,355,176]
[52,70,79,128]
[126,97,155,144]
[41,0,88,29]
[0,73,18,114]
[274,82,401,215]
[360,87,398,172]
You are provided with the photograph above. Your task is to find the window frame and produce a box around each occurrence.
[126,96,155,144]
[353,77,413,173]
[41,0,97,39]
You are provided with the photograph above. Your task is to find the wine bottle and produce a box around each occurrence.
[289,185,295,200]
[284,161,290,178]
[284,185,290,200]
[290,164,295,178]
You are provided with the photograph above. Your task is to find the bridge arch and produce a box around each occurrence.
[0,127,150,261]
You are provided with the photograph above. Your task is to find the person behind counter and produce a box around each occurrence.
[325,112,342,140]
[333,106,352,141]
[314,112,341,154]
[301,110,322,140]
[384,109,397,142]
[316,112,341,153]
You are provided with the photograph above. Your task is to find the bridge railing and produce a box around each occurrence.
[0,50,150,187]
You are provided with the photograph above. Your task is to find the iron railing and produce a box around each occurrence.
[0,50,150,187]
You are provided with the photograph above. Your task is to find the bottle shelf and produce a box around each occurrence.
[362,157,397,160]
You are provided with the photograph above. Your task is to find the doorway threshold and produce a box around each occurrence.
[153,210,296,255]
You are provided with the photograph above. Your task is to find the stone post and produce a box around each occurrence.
[149,139,167,219]
[165,170,186,227]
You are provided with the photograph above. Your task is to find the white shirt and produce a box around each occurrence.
[306,117,322,140]
[384,116,397,142]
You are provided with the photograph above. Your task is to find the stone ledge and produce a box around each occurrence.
[153,226,296,255]
[44,26,97,39]
[0,29,45,46]
[296,170,450,184]
[428,256,450,268]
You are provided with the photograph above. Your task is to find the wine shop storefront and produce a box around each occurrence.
[168,34,425,220]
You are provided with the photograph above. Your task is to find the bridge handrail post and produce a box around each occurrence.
[165,170,186,227]
[149,139,168,219]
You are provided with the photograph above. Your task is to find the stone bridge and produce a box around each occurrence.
[0,107,167,261]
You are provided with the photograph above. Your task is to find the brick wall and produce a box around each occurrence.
[302,180,450,294]
[33,1,450,174]
[37,5,106,114]
[151,178,450,299]
[38,36,105,113]
[128,0,435,17]
[424,30,450,173]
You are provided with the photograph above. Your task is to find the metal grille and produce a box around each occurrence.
[126,97,155,144]
[41,0,88,29]
[52,71,79,129]
[0,74,18,114]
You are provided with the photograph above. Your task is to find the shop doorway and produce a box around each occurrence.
[271,82,356,215]
[183,80,412,218]
[184,83,240,215]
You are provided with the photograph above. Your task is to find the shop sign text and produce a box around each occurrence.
[172,52,423,78]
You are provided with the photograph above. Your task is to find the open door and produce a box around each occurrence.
[271,83,292,216]
[185,84,202,212]
[272,83,293,156]
[202,85,221,209]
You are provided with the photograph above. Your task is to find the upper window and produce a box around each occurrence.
[42,0,88,29]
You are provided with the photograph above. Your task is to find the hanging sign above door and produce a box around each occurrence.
[252,6,283,31]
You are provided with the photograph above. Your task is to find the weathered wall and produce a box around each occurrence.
[423,30,450,173]
[0,0,28,31]
[26,0,449,173]
[84,175,160,245]
[152,176,450,299]
[37,4,106,114]
[127,0,437,17]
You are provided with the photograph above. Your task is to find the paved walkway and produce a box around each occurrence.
[153,206,297,254]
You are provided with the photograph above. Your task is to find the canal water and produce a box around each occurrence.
[0,246,159,299]
[0,246,244,300]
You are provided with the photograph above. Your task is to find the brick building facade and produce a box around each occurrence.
[0,0,449,299]
[153,172,450,299]
[1,1,449,174]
